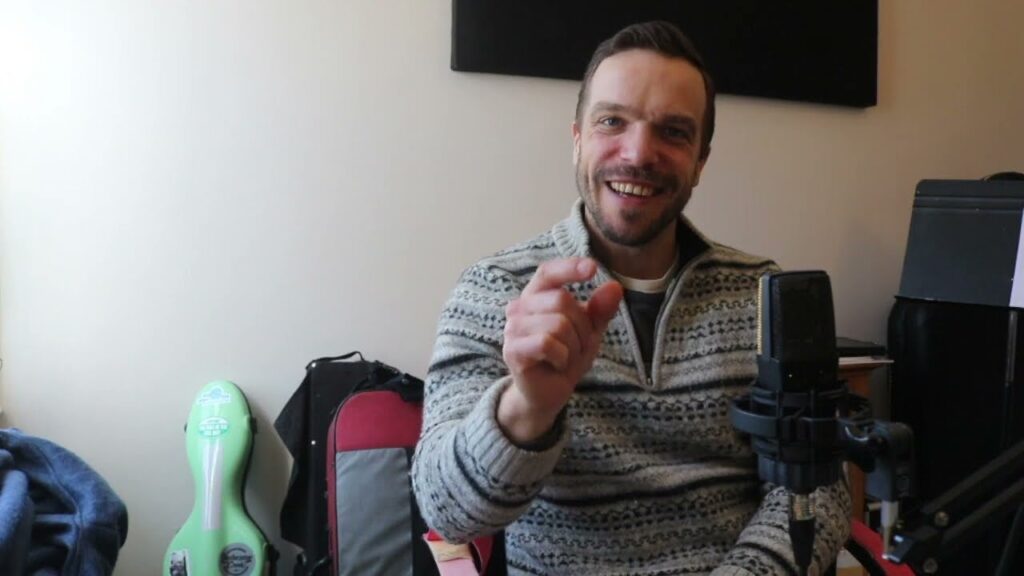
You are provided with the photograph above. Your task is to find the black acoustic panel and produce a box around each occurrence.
[452,0,877,108]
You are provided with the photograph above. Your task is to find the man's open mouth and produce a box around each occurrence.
[607,181,658,198]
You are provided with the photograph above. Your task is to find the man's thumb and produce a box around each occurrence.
[587,280,624,331]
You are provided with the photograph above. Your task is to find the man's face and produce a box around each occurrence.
[573,49,708,248]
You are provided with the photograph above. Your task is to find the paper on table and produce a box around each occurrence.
[839,356,893,366]
[1011,211,1024,308]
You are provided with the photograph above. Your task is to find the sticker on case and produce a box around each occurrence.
[220,543,255,576]
[197,386,233,407]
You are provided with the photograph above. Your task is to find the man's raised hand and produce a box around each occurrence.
[498,258,623,444]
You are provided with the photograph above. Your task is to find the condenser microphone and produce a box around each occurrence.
[730,271,845,576]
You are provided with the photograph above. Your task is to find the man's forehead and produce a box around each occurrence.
[586,49,706,118]
[592,48,704,81]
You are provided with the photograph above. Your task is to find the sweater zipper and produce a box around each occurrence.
[646,253,707,389]
[593,261,654,389]
[593,251,706,390]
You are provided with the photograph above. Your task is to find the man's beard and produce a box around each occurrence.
[576,163,692,247]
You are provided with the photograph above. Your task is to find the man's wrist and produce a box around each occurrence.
[496,384,563,447]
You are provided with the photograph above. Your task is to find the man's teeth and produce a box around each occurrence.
[609,181,654,197]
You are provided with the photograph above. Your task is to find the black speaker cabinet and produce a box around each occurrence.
[889,298,1024,574]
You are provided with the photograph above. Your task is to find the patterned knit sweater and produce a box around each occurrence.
[412,201,851,575]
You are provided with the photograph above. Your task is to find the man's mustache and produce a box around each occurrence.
[594,165,679,189]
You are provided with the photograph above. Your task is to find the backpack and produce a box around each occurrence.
[275,352,499,576]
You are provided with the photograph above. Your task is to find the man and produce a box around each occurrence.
[412,21,850,575]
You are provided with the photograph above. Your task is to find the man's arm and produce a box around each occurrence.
[713,479,852,576]
[411,259,621,542]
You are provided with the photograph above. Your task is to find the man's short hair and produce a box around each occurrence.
[575,21,716,160]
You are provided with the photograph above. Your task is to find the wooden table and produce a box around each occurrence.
[839,357,893,521]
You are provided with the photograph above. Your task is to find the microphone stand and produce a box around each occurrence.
[882,437,1024,575]
[731,383,915,575]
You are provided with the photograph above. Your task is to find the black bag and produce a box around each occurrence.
[326,365,500,575]
[275,352,503,575]
[275,352,410,575]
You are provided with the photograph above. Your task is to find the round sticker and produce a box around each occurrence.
[219,543,255,576]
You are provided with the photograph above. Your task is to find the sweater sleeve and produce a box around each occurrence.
[411,264,569,543]
[712,479,852,576]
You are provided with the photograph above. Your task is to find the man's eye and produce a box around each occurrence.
[663,126,693,141]
[599,116,624,128]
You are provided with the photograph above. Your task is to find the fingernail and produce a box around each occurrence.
[577,259,592,275]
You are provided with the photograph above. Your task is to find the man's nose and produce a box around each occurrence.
[618,124,658,166]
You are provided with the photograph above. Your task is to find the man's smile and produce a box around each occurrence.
[607,180,658,198]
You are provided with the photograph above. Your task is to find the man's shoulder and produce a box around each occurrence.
[490,228,561,266]
[457,229,561,291]
[694,242,779,277]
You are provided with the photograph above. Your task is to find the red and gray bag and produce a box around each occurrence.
[324,355,498,576]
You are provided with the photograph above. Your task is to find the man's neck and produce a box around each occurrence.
[589,219,679,280]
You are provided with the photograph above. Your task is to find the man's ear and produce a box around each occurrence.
[571,121,581,165]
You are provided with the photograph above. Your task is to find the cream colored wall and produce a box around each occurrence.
[0,1,1021,574]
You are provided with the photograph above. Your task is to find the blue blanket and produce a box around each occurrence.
[0,429,128,575]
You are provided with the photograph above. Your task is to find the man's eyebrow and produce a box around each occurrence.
[589,101,634,116]
[661,114,698,129]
